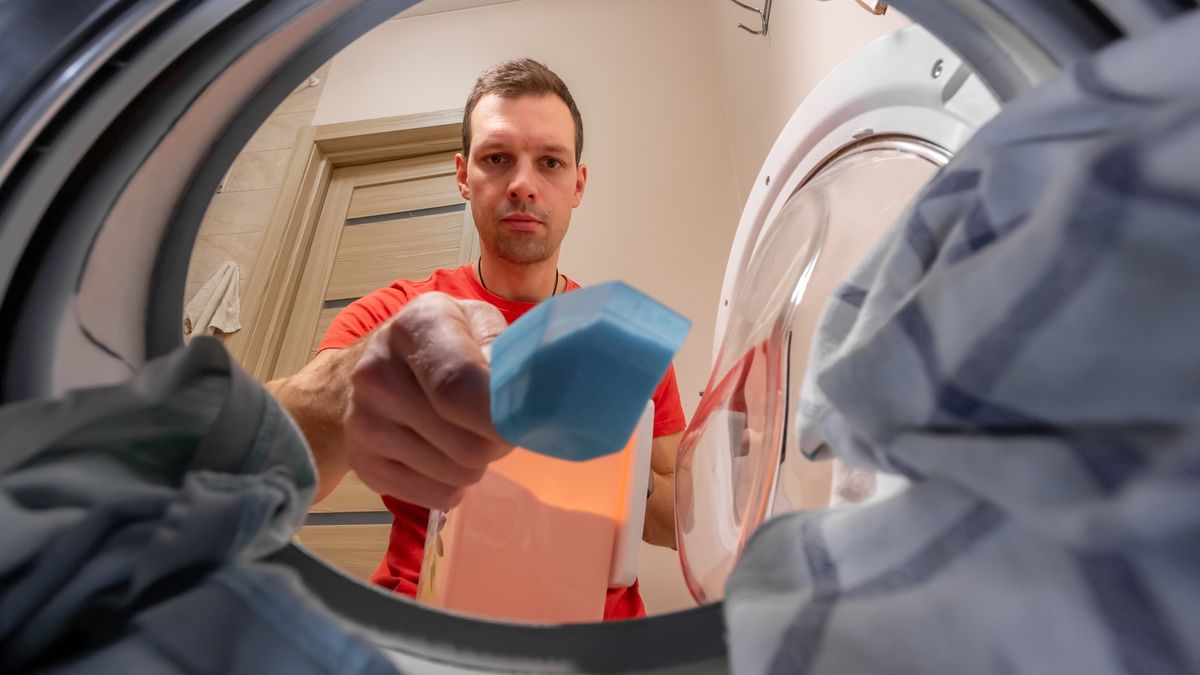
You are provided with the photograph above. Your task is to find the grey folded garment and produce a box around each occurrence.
[727,11,1200,675]
[0,337,397,675]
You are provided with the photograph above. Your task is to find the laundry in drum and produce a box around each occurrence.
[490,281,691,461]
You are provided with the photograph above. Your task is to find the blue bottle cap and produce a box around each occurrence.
[490,281,691,461]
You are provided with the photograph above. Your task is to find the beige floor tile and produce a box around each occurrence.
[224,149,292,192]
[275,79,324,115]
[185,231,265,289]
[198,188,280,236]
[274,59,331,115]
[183,280,203,308]
[243,111,313,153]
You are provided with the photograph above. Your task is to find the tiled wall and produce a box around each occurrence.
[183,62,332,346]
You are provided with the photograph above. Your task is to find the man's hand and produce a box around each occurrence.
[344,293,513,510]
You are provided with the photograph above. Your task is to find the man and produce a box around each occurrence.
[267,58,686,620]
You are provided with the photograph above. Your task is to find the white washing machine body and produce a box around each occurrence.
[675,24,1002,605]
[715,25,1000,352]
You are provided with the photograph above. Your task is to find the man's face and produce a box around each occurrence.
[456,93,587,265]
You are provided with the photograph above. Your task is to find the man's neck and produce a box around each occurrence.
[475,253,561,303]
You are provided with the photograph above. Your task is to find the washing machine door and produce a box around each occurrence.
[675,24,1000,604]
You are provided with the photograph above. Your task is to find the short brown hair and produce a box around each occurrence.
[462,58,584,164]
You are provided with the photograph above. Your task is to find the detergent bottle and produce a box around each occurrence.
[416,281,689,623]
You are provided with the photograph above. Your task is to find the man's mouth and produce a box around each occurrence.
[500,214,543,232]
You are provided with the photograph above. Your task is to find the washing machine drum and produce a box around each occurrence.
[1,1,1197,673]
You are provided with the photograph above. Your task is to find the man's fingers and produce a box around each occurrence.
[350,341,511,468]
[341,293,515,509]
[344,399,487,487]
[459,299,508,348]
[352,448,467,511]
[386,294,510,443]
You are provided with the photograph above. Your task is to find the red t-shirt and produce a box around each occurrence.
[319,264,687,621]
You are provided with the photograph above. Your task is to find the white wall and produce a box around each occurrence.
[705,0,909,205]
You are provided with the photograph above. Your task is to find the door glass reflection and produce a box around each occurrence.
[676,139,947,603]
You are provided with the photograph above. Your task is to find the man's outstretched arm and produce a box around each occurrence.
[266,293,512,508]
[265,342,365,503]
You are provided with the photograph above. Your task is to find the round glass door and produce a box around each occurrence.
[676,137,948,603]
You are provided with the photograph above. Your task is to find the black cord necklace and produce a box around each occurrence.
[478,256,560,298]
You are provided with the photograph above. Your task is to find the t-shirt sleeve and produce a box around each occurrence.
[650,363,687,438]
[317,286,409,352]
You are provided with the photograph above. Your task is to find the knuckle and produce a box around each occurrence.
[349,353,384,394]
[398,292,451,326]
[426,357,477,404]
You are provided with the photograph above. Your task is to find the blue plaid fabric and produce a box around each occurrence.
[728,11,1200,675]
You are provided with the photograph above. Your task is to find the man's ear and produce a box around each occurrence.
[573,162,588,208]
[455,152,470,200]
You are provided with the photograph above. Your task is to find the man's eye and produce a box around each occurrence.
[487,154,505,164]
[544,158,562,169]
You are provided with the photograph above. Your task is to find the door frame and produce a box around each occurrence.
[233,109,464,380]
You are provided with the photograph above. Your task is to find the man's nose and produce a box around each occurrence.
[508,160,538,201]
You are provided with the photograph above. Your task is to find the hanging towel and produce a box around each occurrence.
[726,11,1200,675]
[184,260,241,336]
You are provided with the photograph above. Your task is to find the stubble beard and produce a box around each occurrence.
[493,230,552,265]
[483,203,557,265]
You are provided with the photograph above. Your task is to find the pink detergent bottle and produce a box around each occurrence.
[416,403,653,623]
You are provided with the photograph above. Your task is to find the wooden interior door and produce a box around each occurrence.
[273,151,477,379]
[281,150,478,581]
